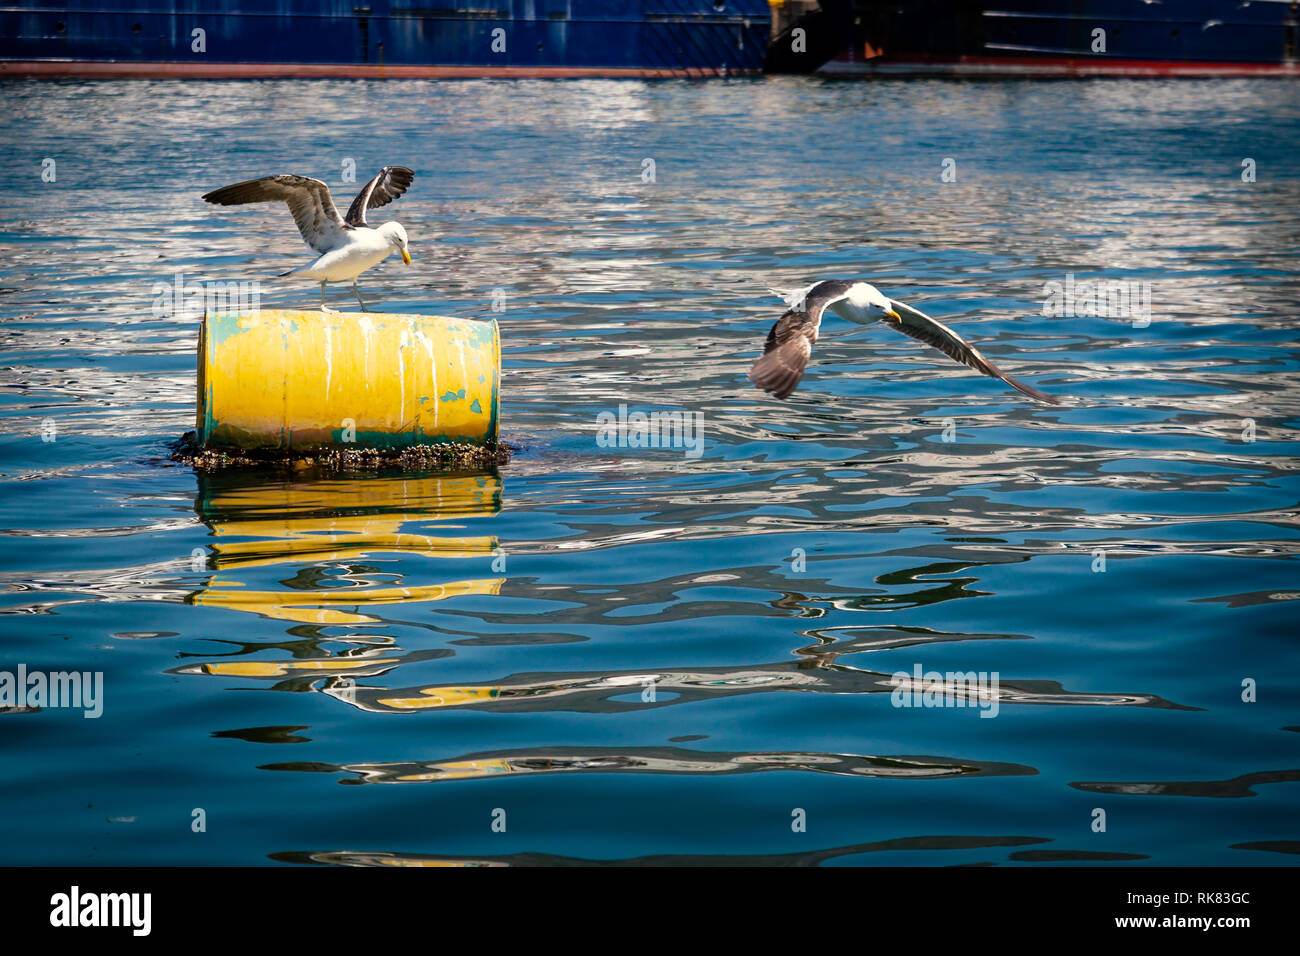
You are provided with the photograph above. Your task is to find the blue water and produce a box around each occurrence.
[1,78,1297,866]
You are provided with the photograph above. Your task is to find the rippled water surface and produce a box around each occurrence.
[1,78,1298,866]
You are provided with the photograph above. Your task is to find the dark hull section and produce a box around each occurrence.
[0,1,772,78]
[817,0,1300,77]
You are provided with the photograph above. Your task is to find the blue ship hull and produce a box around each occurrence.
[1,1,772,77]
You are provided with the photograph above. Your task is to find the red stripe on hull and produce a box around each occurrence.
[819,54,1300,78]
[0,60,756,80]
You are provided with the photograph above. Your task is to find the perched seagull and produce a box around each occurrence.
[202,165,414,312]
[749,280,1060,403]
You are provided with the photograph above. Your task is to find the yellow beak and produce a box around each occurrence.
[400,248,412,266]
[885,308,901,322]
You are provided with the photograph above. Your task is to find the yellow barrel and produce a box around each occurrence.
[197,310,500,450]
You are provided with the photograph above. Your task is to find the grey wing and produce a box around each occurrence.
[887,298,1061,404]
[202,175,348,254]
[345,166,415,226]
[749,309,820,399]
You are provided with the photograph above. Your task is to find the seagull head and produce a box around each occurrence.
[847,282,901,322]
[379,221,412,265]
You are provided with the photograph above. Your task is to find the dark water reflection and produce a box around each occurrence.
[0,77,1297,866]
[265,747,1038,784]
[272,834,1056,868]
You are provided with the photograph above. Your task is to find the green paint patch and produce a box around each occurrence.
[205,311,248,349]
[469,320,497,347]
[470,398,482,414]
[440,388,466,403]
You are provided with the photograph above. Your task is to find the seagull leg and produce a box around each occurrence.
[319,281,337,315]
[352,281,369,312]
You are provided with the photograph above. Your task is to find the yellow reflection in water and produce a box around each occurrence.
[377,685,503,710]
[194,578,504,625]
[191,472,503,626]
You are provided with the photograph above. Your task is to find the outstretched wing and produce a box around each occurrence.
[887,298,1060,404]
[345,166,415,227]
[749,310,817,399]
[202,175,348,254]
[749,281,856,399]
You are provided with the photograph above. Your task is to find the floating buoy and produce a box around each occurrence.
[197,310,500,450]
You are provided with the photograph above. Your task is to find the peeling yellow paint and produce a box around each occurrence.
[198,310,500,450]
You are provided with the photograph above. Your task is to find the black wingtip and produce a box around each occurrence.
[201,183,253,206]
[749,352,803,400]
[1003,375,1062,405]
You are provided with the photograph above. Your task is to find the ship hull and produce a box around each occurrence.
[817,0,1300,78]
[0,1,771,78]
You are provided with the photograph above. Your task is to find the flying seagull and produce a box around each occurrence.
[748,280,1060,404]
[202,165,414,312]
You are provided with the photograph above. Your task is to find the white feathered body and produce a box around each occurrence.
[282,224,402,283]
[769,281,892,323]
